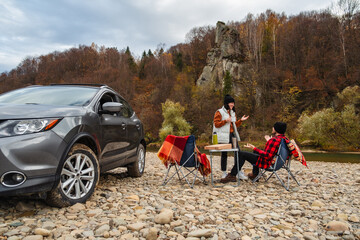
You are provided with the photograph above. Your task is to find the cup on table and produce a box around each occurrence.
[232,137,237,148]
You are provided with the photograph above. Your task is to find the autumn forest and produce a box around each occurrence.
[1,3,359,151]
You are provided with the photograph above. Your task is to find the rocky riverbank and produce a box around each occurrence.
[0,152,359,240]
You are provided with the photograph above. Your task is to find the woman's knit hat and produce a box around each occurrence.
[224,94,235,105]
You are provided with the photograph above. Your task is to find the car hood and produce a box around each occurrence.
[0,104,88,120]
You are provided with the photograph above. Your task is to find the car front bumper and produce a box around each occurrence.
[0,131,68,196]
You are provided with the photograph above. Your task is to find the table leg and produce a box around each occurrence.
[234,150,240,187]
[208,149,240,188]
[210,152,215,187]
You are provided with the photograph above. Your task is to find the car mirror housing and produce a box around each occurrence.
[101,102,123,113]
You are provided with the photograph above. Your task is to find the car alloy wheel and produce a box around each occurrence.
[137,146,145,174]
[46,144,99,207]
[60,152,95,199]
[127,144,146,177]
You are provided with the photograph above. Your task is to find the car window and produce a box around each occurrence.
[0,86,99,106]
[117,97,133,118]
[97,92,133,118]
[98,92,117,111]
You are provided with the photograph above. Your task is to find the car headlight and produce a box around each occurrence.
[0,118,61,137]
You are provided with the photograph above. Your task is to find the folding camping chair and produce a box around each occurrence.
[252,139,300,191]
[162,135,206,188]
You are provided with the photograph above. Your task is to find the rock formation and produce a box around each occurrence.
[197,21,245,93]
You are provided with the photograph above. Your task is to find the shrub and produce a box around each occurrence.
[159,99,192,141]
[298,86,360,151]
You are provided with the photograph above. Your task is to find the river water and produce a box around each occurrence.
[150,145,360,163]
[303,152,360,163]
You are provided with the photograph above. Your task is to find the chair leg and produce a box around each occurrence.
[253,148,300,191]
[178,165,204,188]
[286,161,300,186]
[162,164,173,186]
[255,167,290,191]
[203,175,207,185]
[163,151,208,188]
[162,164,183,186]
[252,169,265,183]
[287,168,300,186]
[265,172,275,182]
[175,164,182,180]
[191,166,199,188]
[274,172,289,191]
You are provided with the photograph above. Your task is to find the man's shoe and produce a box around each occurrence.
[248,173,259,182]
[220,174,237,183]
[237,171,248,180]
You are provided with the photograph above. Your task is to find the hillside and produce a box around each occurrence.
[0,8,359,150]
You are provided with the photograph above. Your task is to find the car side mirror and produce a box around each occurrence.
[100,102,123,114]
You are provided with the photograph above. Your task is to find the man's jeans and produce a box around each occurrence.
[230,151,259,176]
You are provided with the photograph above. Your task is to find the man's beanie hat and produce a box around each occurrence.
[274,122,287,134]
[224,94,235,105]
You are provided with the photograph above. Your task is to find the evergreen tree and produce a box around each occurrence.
[125,46,137,73]
[223,70,233,97]
[147,49,154,57]
[174,52,183,72]
[139,51,147,79]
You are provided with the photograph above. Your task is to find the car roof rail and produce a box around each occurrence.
[50,83,109,88]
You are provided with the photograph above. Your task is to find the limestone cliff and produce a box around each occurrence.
[196,21,246,94]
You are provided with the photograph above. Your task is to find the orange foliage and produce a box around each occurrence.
[1,9,359,142]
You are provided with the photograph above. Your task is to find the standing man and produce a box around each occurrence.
[213,94,249,180]
[221,122,299,183]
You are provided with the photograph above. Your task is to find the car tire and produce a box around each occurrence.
[127,144,146,177]
[45,144,99,207]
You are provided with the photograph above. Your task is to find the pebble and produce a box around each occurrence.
[187,229,213,237]
[0,153,358,239]
[86,208,103,217]
[4,229,19,236]
[15,202,34,212]
[311,200,325,208]
[349,215,359,222]
[154,208,173,224]
[67,203,86,213]
[95,224,110,236]
[242,236,252,240]
[34,228,50,237]
[146,227,158,240]
[303,234,318,240]
[42,221,56,230]
[308,219,319,231]
[82,230,94,237]
[22,236,43,240]
[127,222,146,231]
[325,221,350,231]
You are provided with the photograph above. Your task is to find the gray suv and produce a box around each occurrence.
[0,84,146,207]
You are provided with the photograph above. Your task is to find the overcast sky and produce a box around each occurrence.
[0,0,334,73]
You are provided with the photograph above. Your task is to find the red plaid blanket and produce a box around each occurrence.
[157,135,189,167]
[289,139,308,167]
[196,149,211,176]
[157,135,211,176]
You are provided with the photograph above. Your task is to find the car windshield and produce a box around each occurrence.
[0,86,99,106]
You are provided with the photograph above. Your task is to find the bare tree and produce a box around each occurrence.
[331,0,360,77]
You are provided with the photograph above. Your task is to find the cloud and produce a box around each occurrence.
[0,0,333,73]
